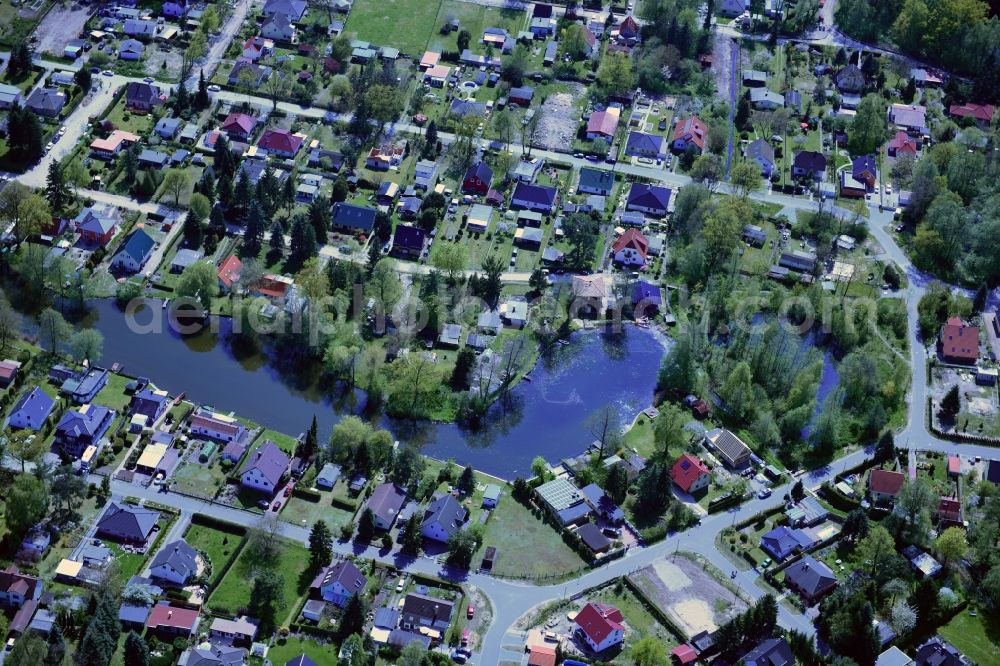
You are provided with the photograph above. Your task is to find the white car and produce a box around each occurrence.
[207,84,221,92]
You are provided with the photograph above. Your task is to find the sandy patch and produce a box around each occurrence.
[670,599,717,635]
[652,560,692,591]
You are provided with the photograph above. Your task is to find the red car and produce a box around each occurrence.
[467,604,475,619]
[283,484,293,497]
[271,501,281,511]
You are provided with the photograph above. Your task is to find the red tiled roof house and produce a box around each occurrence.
[869,469,906,503]
[938,316,979,364]
[574,601,625,653]
[671,454,711,494]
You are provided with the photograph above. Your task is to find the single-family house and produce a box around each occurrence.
[58,366,109,404]
[111,229,155,274]
[419,51,440,70]
[671,116,707,153]
[228,60,270,87]
[783,556,837,602]
[146,603,199,638]
[949,102,994,128]
[221,113,257,141]
[26,88,66,117]
[760,525,814,560]
[514,226,543,249]
[840,170,867,198]
[938,316,979,364]
[400,593,454,633]
[869,469,906,503]
[262,0,306,21]
[240,440,290,494]
[421,495,469,543]
[571,274,608,317]
[367,483,407,530]
[154,116,182,140]
[834,65,865,93]
[462,162,493,195]
[217,254,243,292]
[888,131,918,157]
[913,638,967,666]
[536,477,592,526]
[316,463,341,490]
[75,206,119,246]
[311,559,367,606]
[671,453,711,493]
[792,151,827,180]
[257,129,304,158]
[747,139,776,178]
[889,104,928,135]
[55,404,114,457]
[509,86,535,106]
[125,82,165,111]
[261,12,296,42]
[391,225,426,260]
[0,84,23,109]
[580,483,625,524]
[719,0,748,16]
[586,107,620,141]
[574,601,625,653]
[150,540,198,585]
[331,202,376,234]
[90,130,140,160]
[365,144,405,170]
[178,645,246,666]
[423,64,450,87]
[626,183,670,216]
[124,18,157,37]
[742,70,768,87]
[97,502,159,544]
[779,250,817,273]
[413,160,438,190]
[0,566,42,609]
[632,281,661,314]
[578,167,614,196]
[119,39,145,61]
[852,155,878,190]
[742,639,795,666]
[750,88,784,110]
[138,149,170,169]
[511,182,557,213]
[705,428,752,468]
[190,409,247,442]
[130,387,169,424]
[466,204,493,233]
[6,387,55,431]
[612,228,648,267]
[616,14,640,45]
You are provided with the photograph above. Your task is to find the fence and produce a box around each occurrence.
[927,395,1000,446]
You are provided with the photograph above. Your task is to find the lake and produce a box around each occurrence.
[82,299,666,478]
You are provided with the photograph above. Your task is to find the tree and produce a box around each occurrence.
[339,594,367,641]
[479,253,504,309]
[939,384,960,421]
[398,513,423,554]
[562,212,599,270]
[188,192,212,224]
[308,520,333,571]
[531,456,549,481]
[249,570,285,635]
[631,635,668,666]
[529,267,548,295]
[856,525,896,590]
[367,258,404,313]
[6,473,49,538]
[450,347,476,391]
[357,508,377,542]
[596,52,635,98]
[431,243,468,284]
[790,479,805,502]
[8,42,31,77]
[162,169,192,207]
[176,261,218,313]
[7,103,43,163]
[850,94,890,157]
[123,631,149,666]
[195,70,210,110]
[7,633,46,666]
[874,430,897,464]
[729,160,762,199]
[690,154,724,190]
[46,161,72,215]
[585,405,622,457]
[0,182,50,243]
[50,464,86,518]
[935,526,968,565]
[43,624,66,666]
[457,465,475,495]
[69,329,104,364]
[446,528,479,569]
[842,508,870,543]
[245,512,283,566]
[37,308,70,355]
[889,599,917,634]
[457,29,471,52]
[605,463,629,505]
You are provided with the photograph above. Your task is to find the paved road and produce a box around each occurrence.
[186,0,253,89]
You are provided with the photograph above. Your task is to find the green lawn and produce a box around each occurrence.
[472,494,585,580]
[209,539,311,624]
[343,0,445,54]
[93,372,135,410]
[279,493,356,532]
[184,522,245,586]
[424,1,525,53]
[260,636,339,666]
[172,457,229,499]
[937,607,1000,665]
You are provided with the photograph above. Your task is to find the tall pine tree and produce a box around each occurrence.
[243,199,267,258]
[46,161,71,215]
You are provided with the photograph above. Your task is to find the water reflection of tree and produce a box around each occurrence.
[599,325,629,362]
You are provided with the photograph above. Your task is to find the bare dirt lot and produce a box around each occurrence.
[629,554,748,638]
[931,366,1000,436]
[536,82,585,151]
[34,3,93,58]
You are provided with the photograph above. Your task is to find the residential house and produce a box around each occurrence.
[261,12,296,42]
[514,226,543,249]
[58,366,109,403]
[626,183,670,216]
[90,130,140,160]
[616,14,640,45]
[889,104,928,135]
[462,162,493,195]
[130,387,168,425]
[482,485,502,508]
[786,497,829,528]
[511,182,557,214]
[779,250,817,273]
[421,495,469,543]
[0,83,23,109]
[146,603,199,639]
[719,0,748,15]
[311,559,366,606]
[423,64,450,87]
[840,170,868,198]
[262,0,306,21]
[574,601,625,653]
[852,155,878,190]
[937,496,963,528]
[419,51,440,70]
[477,310,502,335]
[741,638,795,666]
[466,204,493,234]
[97,502,159,544]
[500,299,529,328]
[139,149,170,169]
[119,39,144,61]
[511,158,544,182]
[6,386,54,432]
[580,483,625,524]
[154,116,181,140]
[792,151,827,179]
[586,107,620,141]
[672,117,707,154]
[705,428,752,468]
[390,225,426,260]
[903,546,943,578]
[55,404,114,457]
[126,82,165,111]
[0,566,42,608]
[228,60,270,87]
[150,540,198,585]
[760,525,814,560]
[834,64,865,93]
[913,638,967,666]
[910,67,943,87]
[750,88,784,110]
[869,469,906,503]
[170,248,203,274]
[177,645,246,666]
[783,556,837,602]
[413,160,438,190]
[785,90,803,115]
[241,36,272,61]
[111,229,155,273]
[162,1,186,18]
[571,274,609,317]
[439,323,463,347]
[747,139,776,178]
[217,255,242,292]
[938,317,979,364]
[26,88,66,117]
[949,102,994,128]
[221,112,257,141]
[240,440,290,494]
[888,131,918,157]
[742,70,768,87]
[124,18,157,37]
[400,593,453,632]
[257,129,304,158]
[365,144,405,170]
[315,463,341,490]
[75,206,120,245]
[578,167,614,196]
[189,409,248,442]
[207,616,258,646]
[632,280,661,314]
[536,477,592,526]
[509,86,535,106]
[366,483,407,530]
[331,202,376,234]
[64,39,86,59]
[671,453,711,494]
[612,229,649,267]
[119,603,151,631]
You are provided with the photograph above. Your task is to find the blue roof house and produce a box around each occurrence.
[60,366,109,403]
[6,387,56,431]
[331,202,375,233]
[632,281,661,311]
[624,132,667,160]
[760,526,814,561]
[111,229,155,274]
[747,139,776,178]
[55,404,114,458]
[626,183,671,216]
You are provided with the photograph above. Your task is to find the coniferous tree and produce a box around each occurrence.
[123,631,149,666]
[195,70,210,109]
[308,520,333,570]
[43,624,66,666]
[7,103,43,162]
[243,199,267,258]
[46,161,71,215]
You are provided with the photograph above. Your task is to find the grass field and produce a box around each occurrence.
[425,1,526,53]
[938,607,1000,665]
[209,539,310,624]
[184,522,244,586]
[472,494,585,579]
[93,372,135,410]
[343,0,444,54]
[261,636,339,666]
[280,493,356,532]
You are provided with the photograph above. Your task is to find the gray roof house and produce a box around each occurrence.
[420,495,469,543]
[782,556,837,602]
[240,441,290,494]
[400,593,454,632]
[366,483,407,530]
[750,88,784,110]
[97,502,160,544]
[310,559,367,606]
[177,644,246,666]
[262,0,307,21]
[747,139,775,178]
[26,88,66,117]
[154,117,182,140]
[316,463,341,490]
[149,539,199,585]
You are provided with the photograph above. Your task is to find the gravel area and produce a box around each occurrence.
[34,4,94,58]
[536,83,585,151]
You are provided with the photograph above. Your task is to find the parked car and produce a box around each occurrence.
[257,499,269,510]
[101,70,113,77]
[757,489,772,499]
[271,501,280,511]
[467,604,475,619]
